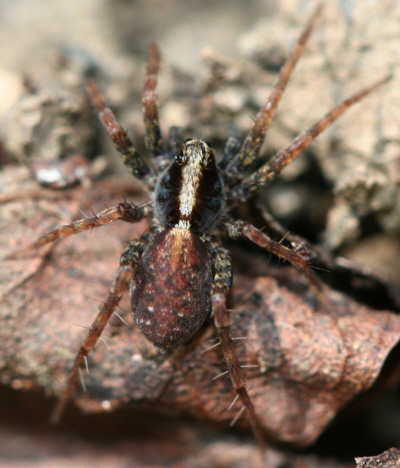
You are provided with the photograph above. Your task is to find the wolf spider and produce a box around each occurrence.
[7,6,389,447]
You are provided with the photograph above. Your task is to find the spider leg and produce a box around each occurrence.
[225,220,312,276]
[218,135,242,173]
[256,203,317,262]
[86,82,150,180]
[210,244,265,449]
[143,43,165,160]
[6,202,151,259]
[50,238,147,424]
[237,75,392,200]
[223,5,322,185]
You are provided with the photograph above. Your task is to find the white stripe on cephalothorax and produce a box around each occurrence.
[176,219,190,229]
[178,149,203,219]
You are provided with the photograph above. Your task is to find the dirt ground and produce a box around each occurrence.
[1,0,400,467]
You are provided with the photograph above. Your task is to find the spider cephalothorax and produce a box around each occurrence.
[155,139,225,235]
[7,6,389,447]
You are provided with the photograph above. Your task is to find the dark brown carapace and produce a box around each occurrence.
[6,5,390,449]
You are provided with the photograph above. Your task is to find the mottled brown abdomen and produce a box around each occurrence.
[130,228,212,349]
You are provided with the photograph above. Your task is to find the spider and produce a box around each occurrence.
[7,6,389,447]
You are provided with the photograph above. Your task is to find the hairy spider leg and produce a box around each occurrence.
[50,238,148,424]
[256,203,317,262]
[223,5,322,186]
[225,220,314,278]
[86,82,150,179]
[218,135,242,172]
[88,44,168,186]
[238,75,392,199]
[210,244,266,450]
[6,202,150,259]
[143,43,165,160]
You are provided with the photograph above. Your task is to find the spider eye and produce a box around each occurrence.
[176,153,187,165]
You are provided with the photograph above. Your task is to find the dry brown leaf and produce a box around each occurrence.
[1,166,400,448]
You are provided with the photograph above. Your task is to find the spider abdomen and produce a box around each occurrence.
[130,228,213,349]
